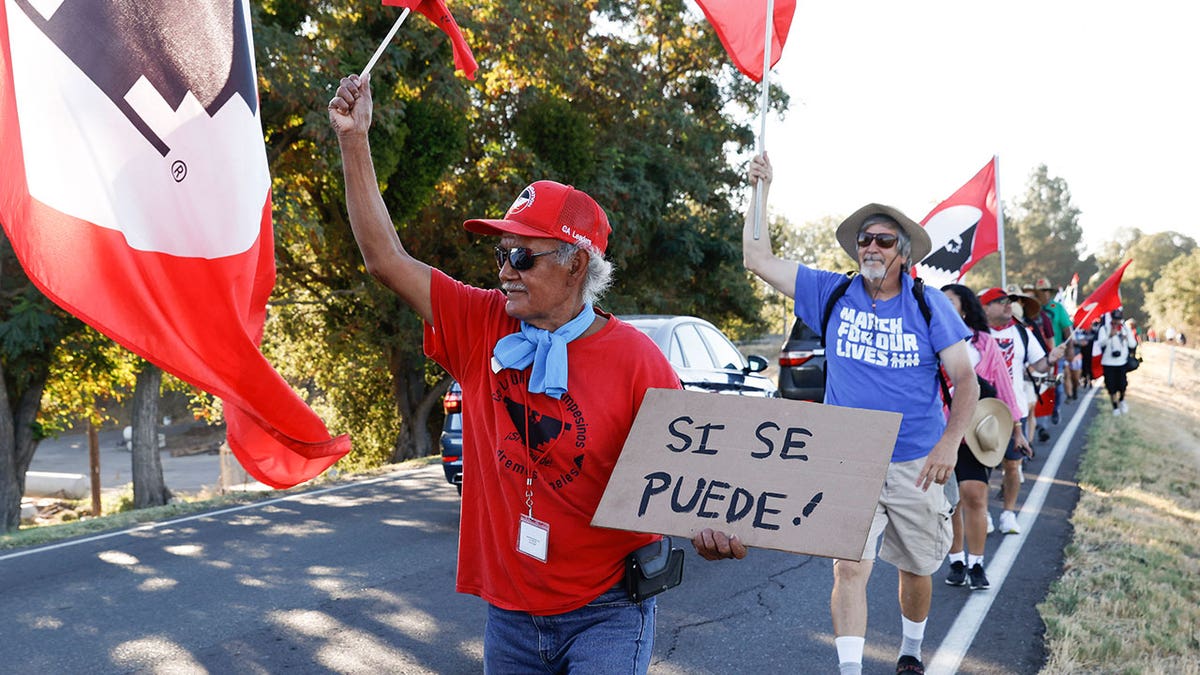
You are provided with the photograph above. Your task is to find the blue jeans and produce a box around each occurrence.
[484,583,656,674]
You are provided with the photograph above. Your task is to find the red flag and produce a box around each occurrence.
[1,1,349,488]
[695,0,796,82]
[915,158,1000,287]
[383,0,478,80]
[1074,260,1132,330]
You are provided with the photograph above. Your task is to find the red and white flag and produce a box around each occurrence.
[0,0,350,488]
[915,157,1000,288]
[695,0,796,82]
[1057,272,1079,317]
[383,0,477,80]
[1074,260,1132,330]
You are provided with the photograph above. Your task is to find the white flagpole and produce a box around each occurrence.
[360,8,413,80]
[752,0,775,240]
[994,154,1007,289]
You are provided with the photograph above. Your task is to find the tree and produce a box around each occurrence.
[254,0,780,466]
[0,232,81,532]
[1146,250,1200,339]
[996,164,1097,293]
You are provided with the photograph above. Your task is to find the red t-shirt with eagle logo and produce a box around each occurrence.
[424,270,681,614]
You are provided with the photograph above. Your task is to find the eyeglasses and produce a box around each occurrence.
[856,232,899,249]
[494,246,556,271]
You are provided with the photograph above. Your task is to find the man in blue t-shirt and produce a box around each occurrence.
[730,153,978,675]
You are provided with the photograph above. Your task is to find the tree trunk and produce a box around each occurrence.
[0,363,48,533]
[0,361,19,533]
[131,363,171,508]
[386,346,448,462]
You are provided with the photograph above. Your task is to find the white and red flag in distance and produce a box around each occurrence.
[1057,272,1079,318]
[694,0,796,82]
[382,0,477,79]
[0,0,350,488]
[1074,259,1132,330]
[914,157,1000,288]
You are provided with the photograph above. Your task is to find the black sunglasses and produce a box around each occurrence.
[856,232,899,249]
[494,246,556,271]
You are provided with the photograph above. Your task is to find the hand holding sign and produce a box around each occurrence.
[592,389,901,560]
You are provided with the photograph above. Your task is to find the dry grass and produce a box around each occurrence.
[1039,343,1200,674]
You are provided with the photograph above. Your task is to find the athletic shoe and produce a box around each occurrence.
[1113,407,1122,416]
[946,560,966,586]
[998,510,1021,535]
[1036,426,1051,442]
[968,563,990,590]
[1120,400,1129,413]
[986,512,995,534]
[896,655,925,674]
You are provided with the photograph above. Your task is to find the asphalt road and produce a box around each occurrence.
[2,388,1099,674]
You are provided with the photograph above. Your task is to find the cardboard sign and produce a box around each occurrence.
[592,389,901,560]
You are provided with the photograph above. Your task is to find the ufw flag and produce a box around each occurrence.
[383,0,477,79]
[915,157,1000,288]
[1075,260,1132,379]
[695,0,796,82]
[0,0,350,488]
[1074,260,1132,330]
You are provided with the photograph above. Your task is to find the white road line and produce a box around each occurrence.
[927,385,1099,675]
[0,471,411,563]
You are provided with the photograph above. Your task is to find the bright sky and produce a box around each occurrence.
[756,0,1200,255]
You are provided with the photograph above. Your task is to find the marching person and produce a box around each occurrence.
[938,285,1024,592]
[717,153,978,675]
[980,287,1064,535]
[328,73,718,673]
[1096,308,1136,415]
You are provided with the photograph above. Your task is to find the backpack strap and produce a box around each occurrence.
[818,272,856,349]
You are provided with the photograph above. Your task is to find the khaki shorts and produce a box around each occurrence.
[856,458,953,576]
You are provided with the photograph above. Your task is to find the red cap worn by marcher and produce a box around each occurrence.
[464,181,612,254]
[979,287,1008,305]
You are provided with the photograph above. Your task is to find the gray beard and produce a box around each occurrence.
[861,263,886,282]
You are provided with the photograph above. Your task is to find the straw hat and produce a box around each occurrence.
[1005,284,1042,319]
[835,203,932,262]
[965,398,1014,467]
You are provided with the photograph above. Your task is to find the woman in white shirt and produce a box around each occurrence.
[1094,309,1136,415]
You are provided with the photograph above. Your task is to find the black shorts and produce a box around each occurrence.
[954,442,992,484]
[1103,364,1128,394]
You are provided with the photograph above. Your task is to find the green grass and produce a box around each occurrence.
[1039,380,1200,674]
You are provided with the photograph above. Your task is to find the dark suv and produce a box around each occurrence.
[778,318,826,402]
[439,380,464,494]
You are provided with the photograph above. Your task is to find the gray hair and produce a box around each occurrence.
[858,216,913,264]
[555,242,613,305]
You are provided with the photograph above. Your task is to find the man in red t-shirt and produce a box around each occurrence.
[329,73,739,673]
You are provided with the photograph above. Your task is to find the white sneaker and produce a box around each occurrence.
[998,510,1021,535]
[1113,407,1122,416]
[986,512,995,534]
[1120,401,1129,413]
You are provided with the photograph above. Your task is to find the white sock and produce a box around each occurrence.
[968,553,984,568]
[900,616,927,659]
[948,550,966,565]
[836,635,865,670]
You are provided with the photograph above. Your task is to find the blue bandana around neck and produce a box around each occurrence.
[491,303,595,399]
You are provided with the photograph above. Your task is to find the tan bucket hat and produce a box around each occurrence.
[965,398,1014,467]
[835,203,932,263]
